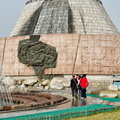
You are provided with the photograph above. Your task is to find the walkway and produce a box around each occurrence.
[0,88,120,119]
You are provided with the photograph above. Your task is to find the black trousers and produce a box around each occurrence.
[81,88,86,98]
[71,87,78,97]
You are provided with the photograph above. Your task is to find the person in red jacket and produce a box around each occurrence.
[79,74,89,100]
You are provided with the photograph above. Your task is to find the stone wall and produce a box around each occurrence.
[42,34,120,75]
[0,36,35,76]
[64,74,113,90]
[0,34,120,76]
[0,75,114,92]
[88,80,113,90]
[86,75,113,90]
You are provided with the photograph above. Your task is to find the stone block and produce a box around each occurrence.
[10,104,25,110]
[99,92,118,98]
[108,85,118,91]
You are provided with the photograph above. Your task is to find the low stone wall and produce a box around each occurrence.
[88,80,113,90]
[65,74,113,90]
[87,75,113,90]
[0,74,114,92]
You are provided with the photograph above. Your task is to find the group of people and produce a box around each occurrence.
[70,74,89,100]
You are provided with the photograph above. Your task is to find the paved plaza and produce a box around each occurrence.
[0,88,120,119]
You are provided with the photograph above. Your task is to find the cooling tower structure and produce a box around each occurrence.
[10,0,119,37]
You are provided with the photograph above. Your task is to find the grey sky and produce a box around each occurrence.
[0,0,120,37]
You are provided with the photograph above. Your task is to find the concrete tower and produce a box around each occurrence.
[10,0,119,37]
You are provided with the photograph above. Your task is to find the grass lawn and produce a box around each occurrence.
[63,109,120,120]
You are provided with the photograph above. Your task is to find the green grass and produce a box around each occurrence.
[62,109,120,120]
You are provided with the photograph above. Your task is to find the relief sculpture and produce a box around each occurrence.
[18,35,57,78]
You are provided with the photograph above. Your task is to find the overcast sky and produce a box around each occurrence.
[0,0,120,37]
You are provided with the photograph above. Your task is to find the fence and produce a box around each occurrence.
[1,104,117,120]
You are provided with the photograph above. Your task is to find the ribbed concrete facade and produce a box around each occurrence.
[10,1,44,36]
[68,0,119,34]
[10,0,119,37]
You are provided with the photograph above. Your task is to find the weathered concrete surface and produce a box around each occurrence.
[10,1,44,36]
[10,0,119,36]
[0,34,120,76]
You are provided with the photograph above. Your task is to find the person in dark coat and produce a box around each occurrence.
[70,75,78,99]
[76,74,81,98]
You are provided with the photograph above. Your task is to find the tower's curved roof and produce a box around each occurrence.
[10,0,119,36]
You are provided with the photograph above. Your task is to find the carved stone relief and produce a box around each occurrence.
[18,35,57,78]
